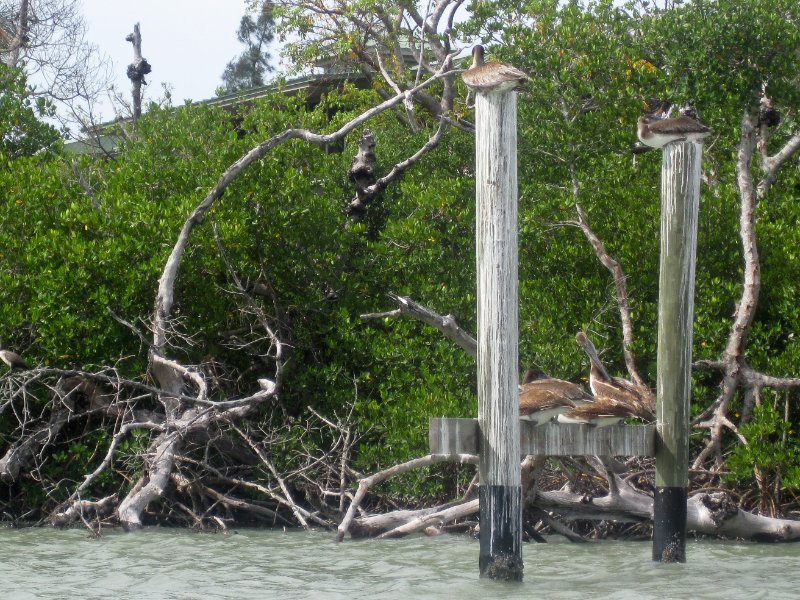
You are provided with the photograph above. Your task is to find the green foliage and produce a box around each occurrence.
[634,0,800,118]
[0,64,61,158]
[0,101,238,369]
[725,402,800,491]
[221,2,276,93]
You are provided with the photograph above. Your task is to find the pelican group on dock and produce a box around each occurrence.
[518,332,655,427]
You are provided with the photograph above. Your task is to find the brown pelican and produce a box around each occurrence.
[461,45,529,93]
[637,115,710,149]
[574,332,655,421]
[557,397,637,427]
[0,345,29,371]
[518,367,593,425]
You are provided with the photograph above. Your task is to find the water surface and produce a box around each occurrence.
[0,528,796,599]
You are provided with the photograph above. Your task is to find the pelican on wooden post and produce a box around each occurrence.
[462,45,529,94]
[464,42,526,581]
[637,115,710,149]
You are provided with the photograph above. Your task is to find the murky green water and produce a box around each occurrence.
[0,528,796,599]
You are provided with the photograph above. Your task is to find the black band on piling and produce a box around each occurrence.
[479,485,523,581]
[652,486,687,562]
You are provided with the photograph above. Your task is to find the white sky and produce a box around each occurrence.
[79,0,262,122]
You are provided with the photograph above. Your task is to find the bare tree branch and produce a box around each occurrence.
[361,293,477,357]
[336,453,477,541]
[693,110,760,469]
[567,204,645,386]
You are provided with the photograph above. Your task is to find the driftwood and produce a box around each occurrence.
[50,494,118,529]
[0,390,74,482]
[336,440,800,541]
[369,499,479,539]
[336,453,477,541]
[0,373,117,482]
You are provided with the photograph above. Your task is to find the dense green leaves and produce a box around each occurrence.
[0,65,61,159]
[726,401,800,496]
[220,2,276,93]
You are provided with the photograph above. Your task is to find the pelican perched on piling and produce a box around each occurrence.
[637,114,710,149]
[574,332,655,421]
[518,367,593,425]
[461,45,529,93]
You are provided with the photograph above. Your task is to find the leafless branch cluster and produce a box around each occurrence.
[0,0,112,132]
[275,0,467,125]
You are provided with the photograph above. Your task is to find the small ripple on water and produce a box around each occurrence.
[0,528,797,599]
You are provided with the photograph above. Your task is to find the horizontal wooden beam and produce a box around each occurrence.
[429,418,655,457]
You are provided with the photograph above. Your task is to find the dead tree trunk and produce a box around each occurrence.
[693,101,800,470]
[125,23,151,121]
[0,0,30,69]
[5,0,30,68]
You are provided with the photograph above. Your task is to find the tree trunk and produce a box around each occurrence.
[6,0,29,68]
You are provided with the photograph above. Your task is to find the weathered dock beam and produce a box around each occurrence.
[653,140,703,563]
[430,418,656,457]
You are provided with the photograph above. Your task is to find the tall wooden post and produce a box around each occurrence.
[653,141,702,562]
[475,89,522,580]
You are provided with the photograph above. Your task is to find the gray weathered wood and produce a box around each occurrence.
[653,139,702,563]
[656,141,701,487]
[475,86,522,580]
[125,23,149,121]
[475,89,520,488]
[430,418,655,456]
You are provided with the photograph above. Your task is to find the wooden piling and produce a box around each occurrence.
[475,89,523,581]
[653,141,702,563]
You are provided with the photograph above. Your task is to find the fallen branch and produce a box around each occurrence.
[0,393,75,482]
[117,431,182,531]
[73,420,165,498]
[377,498,478,538]
[171,472,285,527]
[336,452,477,541]
[232,424,313,529]
[49,494,118,528]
